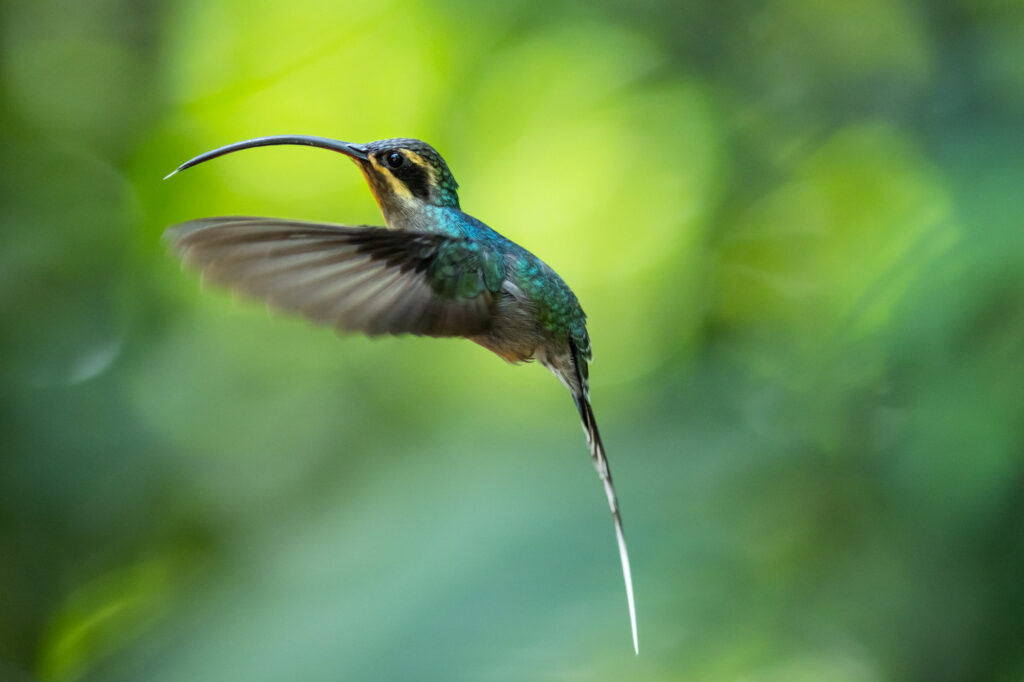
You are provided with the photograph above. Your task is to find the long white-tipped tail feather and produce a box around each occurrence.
[575,390,638,654]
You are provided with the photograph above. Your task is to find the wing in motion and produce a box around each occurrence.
[165,217,505,337]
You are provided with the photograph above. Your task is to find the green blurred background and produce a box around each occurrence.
[2,0,1023,679]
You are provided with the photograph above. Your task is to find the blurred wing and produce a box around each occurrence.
[164,217,502,337]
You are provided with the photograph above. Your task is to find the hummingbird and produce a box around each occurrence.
[164,135,638,653]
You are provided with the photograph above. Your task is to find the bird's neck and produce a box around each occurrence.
[382,201,460,235]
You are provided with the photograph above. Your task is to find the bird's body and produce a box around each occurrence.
[164,135,637,653]
[392,202,592,368]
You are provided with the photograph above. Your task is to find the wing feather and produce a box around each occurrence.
[165,217,502,337]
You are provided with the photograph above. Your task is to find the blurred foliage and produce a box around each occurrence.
[1,0,1023,680]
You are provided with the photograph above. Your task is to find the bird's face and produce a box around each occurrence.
[352,138,461,229]
[165,135,460,231]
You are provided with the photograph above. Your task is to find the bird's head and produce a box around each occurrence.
[358,138,460,213]
[165,135,461,229]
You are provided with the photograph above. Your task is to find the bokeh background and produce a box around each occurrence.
[2,0,1023,679]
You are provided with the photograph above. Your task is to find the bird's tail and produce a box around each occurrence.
[568,354,638,655]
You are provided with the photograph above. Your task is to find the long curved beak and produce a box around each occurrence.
[164,135,370,179]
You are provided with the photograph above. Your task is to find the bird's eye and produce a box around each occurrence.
[386,152,404,169]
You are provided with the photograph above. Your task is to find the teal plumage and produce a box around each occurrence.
[164,135,637,653]
[512,255,591,354]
